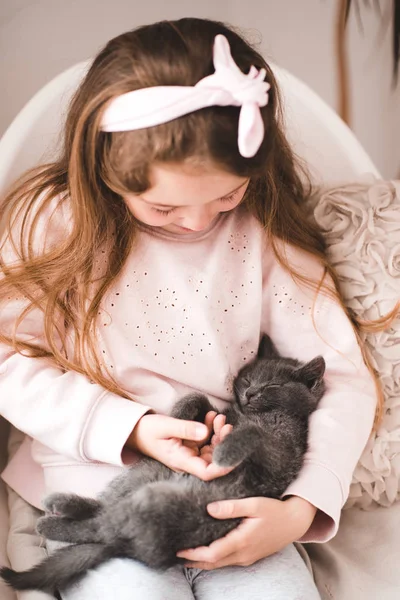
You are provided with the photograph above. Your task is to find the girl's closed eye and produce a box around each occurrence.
[219,190,240,204]
[150,188,240,216]
[152,206,177,216]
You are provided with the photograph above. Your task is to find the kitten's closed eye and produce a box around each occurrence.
[242,380,281,389]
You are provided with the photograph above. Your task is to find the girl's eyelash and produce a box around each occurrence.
[220,192,238,203]
[151,189,240,215]
[152,207,177,216]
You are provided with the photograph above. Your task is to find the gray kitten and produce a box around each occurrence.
[0,335,325,594]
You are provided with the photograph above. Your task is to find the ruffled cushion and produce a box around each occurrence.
[310,176,400,509]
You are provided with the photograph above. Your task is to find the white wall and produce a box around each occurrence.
[1,0,399,178]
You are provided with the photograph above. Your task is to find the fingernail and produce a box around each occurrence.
[195,425,207,439]
[208,502,221,514]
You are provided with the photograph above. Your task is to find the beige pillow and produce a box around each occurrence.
[310,176,400,509]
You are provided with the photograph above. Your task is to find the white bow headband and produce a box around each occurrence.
[100,34,270,158]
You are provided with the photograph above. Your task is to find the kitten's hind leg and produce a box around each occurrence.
[213,424,264,467]
[37,515,102,544]
[43,493,101,519]
[171,393,215,423]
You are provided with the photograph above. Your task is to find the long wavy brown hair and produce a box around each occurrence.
[0,18,396,424]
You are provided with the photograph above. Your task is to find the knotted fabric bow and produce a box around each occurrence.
[100,35,270,158]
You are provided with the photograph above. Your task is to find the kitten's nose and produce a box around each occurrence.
[244,388,257,404]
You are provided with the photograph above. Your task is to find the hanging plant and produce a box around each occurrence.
[336,0,400,125]
[345,0,400,83]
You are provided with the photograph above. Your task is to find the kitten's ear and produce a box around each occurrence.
[295,356,325,389]
[258,334,280,359]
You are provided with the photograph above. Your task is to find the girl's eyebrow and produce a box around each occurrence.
[140,180,248,208]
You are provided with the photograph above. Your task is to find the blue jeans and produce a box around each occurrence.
[48,541,320,600]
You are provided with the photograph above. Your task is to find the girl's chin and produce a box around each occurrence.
[161,223,200,234]
[139,217,221,235]
[172,225,195,232]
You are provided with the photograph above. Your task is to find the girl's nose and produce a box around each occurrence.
[180,206,215,231]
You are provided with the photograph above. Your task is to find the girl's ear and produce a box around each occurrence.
[258,334,280,359]
[295,356,326,389]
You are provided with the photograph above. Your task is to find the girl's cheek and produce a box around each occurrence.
[227,198,243,211]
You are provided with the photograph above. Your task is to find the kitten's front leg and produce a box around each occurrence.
[37,515,102,544]
[213,424,264,467]
[171,393,216,423]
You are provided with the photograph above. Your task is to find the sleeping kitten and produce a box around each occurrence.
[0,334,325,594]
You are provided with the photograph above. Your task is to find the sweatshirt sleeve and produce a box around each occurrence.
[0,195,151,466]
[262,243,377,543]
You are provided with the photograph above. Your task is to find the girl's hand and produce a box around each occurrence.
[177,496,317,569]
[126,412,233,481]
[199,413,233,464]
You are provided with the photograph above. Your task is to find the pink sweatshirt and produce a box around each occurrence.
[0,198,376,543]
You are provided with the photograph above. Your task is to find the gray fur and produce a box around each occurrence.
[0,335,325,594]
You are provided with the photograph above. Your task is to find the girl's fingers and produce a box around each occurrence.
[183,440,200,452]
[183,412,217,451]
[182,551,239,570]
[177,519,244,563]
[177,542,239,566]
[201,452,213,464]
[201,411,217,444]
[213,414,226,437]
[205,411,217,431]
[159,416,208,442]
[210,433,220,448]
[219,423,233,441]
[211,422,232,448]
[199,444,213,464]
[207,497,262,519]
[174,454,233,480]
[202,462,235,481]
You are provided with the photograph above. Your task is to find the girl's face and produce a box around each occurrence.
[123,163,249,235]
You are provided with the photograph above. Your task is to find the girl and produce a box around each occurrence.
[0,17,379,600]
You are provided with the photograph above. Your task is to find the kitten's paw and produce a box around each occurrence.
[213,426,264,467]
[43,493,74,515]
[213,438,243,467]
[37,515,70,541]
[43,493,100,519]
[171,393,214,422]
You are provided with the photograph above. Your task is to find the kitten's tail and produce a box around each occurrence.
[0,543,113,594]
